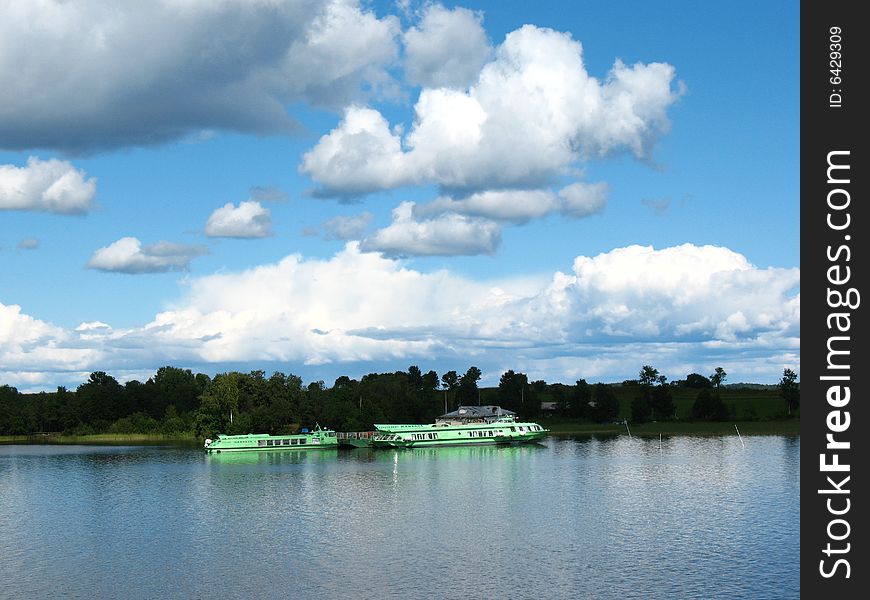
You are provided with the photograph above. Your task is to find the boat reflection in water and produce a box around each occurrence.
[205,447,339,465]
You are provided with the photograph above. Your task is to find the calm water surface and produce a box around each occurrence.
[0,436,799,599]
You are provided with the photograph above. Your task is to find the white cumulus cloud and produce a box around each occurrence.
[205,200,272,238]
[0,302,101,384]
[114,242,802,370]
[87,237,207,274]
[0,0,400,152]
[302,24,683,196]
[0,157,96,214]
[1,243,798,390]
[415,183,608,225]
[323,212,373,240]
[403,4,491,89]
[361,202,502,256]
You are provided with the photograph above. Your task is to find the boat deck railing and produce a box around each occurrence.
[336,431,375,440]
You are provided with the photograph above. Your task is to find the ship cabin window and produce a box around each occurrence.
[509,427,516,432]
[258,440,267,447]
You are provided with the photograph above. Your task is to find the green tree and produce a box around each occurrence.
[779,368,800,416]
[407,365,423,390]
[690,389,728,421]
[651,384,675,420]
[685,373,712,389]
[457,366,482,405]
[422,370,439,393]
[638,365,660,387]
[569,379,590,419]
[194,373,241,436]
[551,384,568,416]
[631,394,652,423]
[151,366,204,415]
[75,371,125,430]
[440,370,459,413]
[635,365,672,420]
[497,370,527,414]
[441,371,458,392]
[591,383,619,422]
[710,367,727,389]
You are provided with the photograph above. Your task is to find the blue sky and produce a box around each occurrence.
[0,0,799,392]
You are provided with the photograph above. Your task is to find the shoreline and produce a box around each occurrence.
[1,419,799,445]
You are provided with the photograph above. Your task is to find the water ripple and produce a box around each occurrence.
[0,437,799,599]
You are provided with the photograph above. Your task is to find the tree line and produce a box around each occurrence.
[0,364,799,437]
[623,365,799,423]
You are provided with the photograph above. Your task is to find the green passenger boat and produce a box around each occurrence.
[370,405,548,448]
[203,425,338,453]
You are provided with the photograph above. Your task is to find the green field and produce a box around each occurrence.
[533,385,799,436]
[543,419,799,436]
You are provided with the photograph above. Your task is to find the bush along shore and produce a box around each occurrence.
[1,365,799,442]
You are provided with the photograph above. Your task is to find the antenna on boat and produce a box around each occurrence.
[624,419,632,438]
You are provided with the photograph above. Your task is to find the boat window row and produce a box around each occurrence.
[468,430,504,438]
[516,425,544,432]
[409,433,439,441]
[257,438,309,447]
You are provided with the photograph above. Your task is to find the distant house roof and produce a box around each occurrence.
[439,405,516,419]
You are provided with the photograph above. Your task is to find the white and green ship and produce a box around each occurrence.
[204,425,338,453]
[371,405,548,448]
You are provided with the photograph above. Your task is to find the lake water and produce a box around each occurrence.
[0,435,799,599]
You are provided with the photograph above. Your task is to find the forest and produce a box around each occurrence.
[0,365,799,438]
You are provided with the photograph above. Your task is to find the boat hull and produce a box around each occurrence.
[370,420,548,449]
[205,430,339,453]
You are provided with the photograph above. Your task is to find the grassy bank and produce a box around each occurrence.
[0,433,198,445]
[543,419,800,436]
[2,420,799,445]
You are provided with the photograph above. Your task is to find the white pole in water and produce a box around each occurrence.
[624,420,632,438]
[735,424,745,449]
